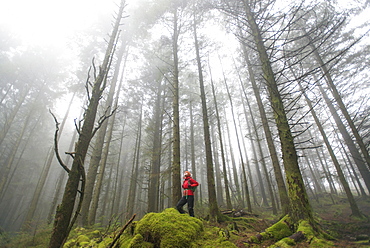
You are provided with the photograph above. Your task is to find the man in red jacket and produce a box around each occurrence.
[176,171,199,217]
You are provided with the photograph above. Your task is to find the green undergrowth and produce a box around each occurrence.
[0,225,52,248]
[3,197,369,247]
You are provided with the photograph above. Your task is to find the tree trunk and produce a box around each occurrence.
[171,7,182,206]
[222,66,252,213]
[242,0,314,225]
[211,125,224,207]
[210,73,233,209]
[298,80,363,217]
[0,87,29,147]
[126,103,143,219]
[24,93,75,228]
[237,113,258,207]
[48,2,124,247]
[148,79,164,213]
[317,83,370,192]
[308,36,370,171]
[47,130,77,224]
[241,90,278,214]
[80,41,126,226]
[193,14,221,221]
[224,111,243,206]
[241,45,290,215]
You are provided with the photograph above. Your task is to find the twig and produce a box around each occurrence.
[108,214,136,248]
[91,107,117,138]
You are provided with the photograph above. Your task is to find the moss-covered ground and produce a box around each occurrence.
[1,195,369,247]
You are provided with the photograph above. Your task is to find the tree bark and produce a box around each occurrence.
[81,41,126,226]
[242,0,314,224]
[48,2,124,247]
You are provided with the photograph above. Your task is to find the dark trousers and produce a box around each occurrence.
[176,195,194,217]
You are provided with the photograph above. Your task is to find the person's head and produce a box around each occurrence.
[184,171,191,177]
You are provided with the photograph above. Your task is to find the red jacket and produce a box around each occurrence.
[182,176,199,196]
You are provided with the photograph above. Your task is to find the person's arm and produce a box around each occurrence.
[190,178,199,187]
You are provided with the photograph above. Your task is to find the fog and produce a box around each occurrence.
[0,0,369,242]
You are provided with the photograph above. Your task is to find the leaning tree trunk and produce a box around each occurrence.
[243,0,314,225]
[300,87,362,218]
[47,129,77,224]
[318,83,370,192]
[193,13,221,221]
[308,35,370,171]
[48,2,125,247]
[80,42,126,226]
[88,42,128,225]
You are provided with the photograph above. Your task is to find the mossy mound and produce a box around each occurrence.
[63,227,105,248]
[128,208,204,248]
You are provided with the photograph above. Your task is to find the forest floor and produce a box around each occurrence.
[225,194,370,247]
[1,195,369,247]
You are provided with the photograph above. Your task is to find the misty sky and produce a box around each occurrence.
[0,0,118,47]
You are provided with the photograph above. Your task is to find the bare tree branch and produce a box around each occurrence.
[50,109,70,174]
[91,107,118,139]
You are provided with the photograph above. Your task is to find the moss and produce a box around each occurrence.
[97,237,113,248]
[63,239,76,248]
[79,241,90,246]
[87,230,101,239]
[128,234,153,248]
[190,225,237,248]
[274,237,296,247]
[218,214,232,222]
[264,216,293,240]
[76,235,90,244]
[133,208,203,247]
[309,237,334,247]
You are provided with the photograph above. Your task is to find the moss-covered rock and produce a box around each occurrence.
[128,234,154,248]
[132,208,203,248]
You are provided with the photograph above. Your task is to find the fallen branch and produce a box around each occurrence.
[108,214,136,248]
